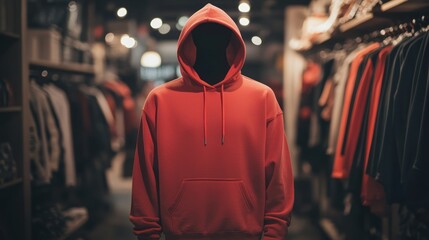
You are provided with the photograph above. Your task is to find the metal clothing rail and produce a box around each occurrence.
[295,0,429,55]
[29,60,95,76]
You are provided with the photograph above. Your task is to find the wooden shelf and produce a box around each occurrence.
[30,60,95,75]
[340,0,429,33]
[381,0,429,12]
[0,31,20,41]
[340,13,374,32]
[295,0,428,55]
[60,212,88,240]
[0,106,22,113]
[314,33,332,45]
[0,178,23,189]
[340,13,393,35]
[0,31,20,53]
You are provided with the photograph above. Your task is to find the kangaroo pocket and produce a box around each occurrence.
[167,178,257,235]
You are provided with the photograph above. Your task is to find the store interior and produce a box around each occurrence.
[0,0,428,239]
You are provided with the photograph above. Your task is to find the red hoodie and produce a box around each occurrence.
[130,4,294,240]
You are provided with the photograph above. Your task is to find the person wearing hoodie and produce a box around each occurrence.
[130,4,294,240]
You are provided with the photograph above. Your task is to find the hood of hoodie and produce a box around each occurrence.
[177,4,246,89]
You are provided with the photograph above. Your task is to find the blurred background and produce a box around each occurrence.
[1,0,428,239]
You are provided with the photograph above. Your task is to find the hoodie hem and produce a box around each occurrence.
[164,232,262,240]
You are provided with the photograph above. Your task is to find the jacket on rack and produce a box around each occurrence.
[129,4,294,240]
[332,43,379,179]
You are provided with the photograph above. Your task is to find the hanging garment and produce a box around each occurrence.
[29,103,42,182]
[56,82,92,171]
[30,81,61,182]
[370,34,424,203]
[327,46,362,155]
[366,40,405,203]
[332,43,379,179]
[343,46,384,182]
[44,84,77,186]
[361,45,392,210]
[103,80,137,136]
[394,32,429,208]
[129,4,294,240]
[100,89,122,151]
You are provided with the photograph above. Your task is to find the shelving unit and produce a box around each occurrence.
[0,0,30,240]
[0,31,20,53]
[0,31,20,41]
[296,0,429,55]
[380,0,429,12]
[339,13,393,34]
[1,0,97,239]
[0,106,22,113]
[0,178,23,189]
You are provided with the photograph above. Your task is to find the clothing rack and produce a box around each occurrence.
[360,14,428,42]
[29,60,95,87]
[293,6,429,239]
[307,14,428,62]
[29,60,95,76]
[28,60,99,240]
[296,1,429,56]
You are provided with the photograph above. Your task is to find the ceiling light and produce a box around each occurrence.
[176,23,183,31]
[159,23,171,34]
[120,34,129,45]
[141,51,162,68]
[105,32,115,43]
[251,36,262,45]
[117,7,127,18]
[238,1,251,13]
[150,18,163,29]
[178,16,189,27]
[239,17,250,26]
[120,34,137,48]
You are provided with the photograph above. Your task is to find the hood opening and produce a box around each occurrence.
[192,22,232,86]
[177,4,246,89]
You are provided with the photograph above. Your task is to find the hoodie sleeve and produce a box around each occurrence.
[263,90,294,240]
[129,95,162,240]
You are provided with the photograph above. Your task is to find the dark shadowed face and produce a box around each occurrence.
[191,22,232,85]
[191,22,232,52]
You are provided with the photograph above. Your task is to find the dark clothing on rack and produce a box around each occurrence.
[299,26,429,239]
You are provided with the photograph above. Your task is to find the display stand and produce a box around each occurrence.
[0,0,31,240]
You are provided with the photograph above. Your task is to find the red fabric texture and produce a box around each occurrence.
[342,58,375,176]
[103,80,137,134]
[101,90,118,140]
[302,61,322,92]
[361,46,392,214]
[332,43,380,179]
[130,4,294,240]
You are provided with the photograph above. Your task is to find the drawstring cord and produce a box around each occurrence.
[202,84,225,146]
[203,86,207,146]
[221,84,225,144]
